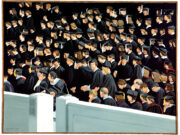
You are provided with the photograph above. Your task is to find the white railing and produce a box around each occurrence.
[3,92,176,133]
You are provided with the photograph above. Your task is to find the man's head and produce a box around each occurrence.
[39,68,48,80]
[121,55,129,65]
[164,96,174,106]
[151,83,160,92]
[133,79,143,89]
[90,59,98,71]
[165,83,174,93]
[127,89,138,103]
[89,90,98,100]
[48,71,57,83]
[53,59,60,68]
[146,95,155,104]
[100,87,109,98]
[140,83,149,93]
[7,67,14,75]
[115,91,125,102]
[117,79,126,89]
[66,56,74,66]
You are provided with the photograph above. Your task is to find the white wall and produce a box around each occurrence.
[3,92,30,132]
[3,92,54,132]
[56,97,176,133]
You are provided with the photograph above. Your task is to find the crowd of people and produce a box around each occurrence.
[4,2,176,115]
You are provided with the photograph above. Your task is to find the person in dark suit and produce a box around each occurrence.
[163,96,176,116]
[5,22,14,40]
[132,56,143,81]
[117,79,131,95]
[14,68,26,94]
[127,89,142,110]
[77,59,93,101]
[140,93,149,111]
[97,54,111,69]
[32,67,48,93]
[142,46,151,67]
[7,66,16,88]
[4,74,14,92]
[24,65,39,94]
[101,62,117,98]
[107,54,117,74]
[146,95,163,114]
[64,56,76,94]
[100,87,117,106]
[151,83,165,108]
[25,10,34,30]
[88,89,101,104]
[150,47,162,71]
[89,59,104,90]
[125,44,136,66]
[116,55,133,82]
[47,71,66,97]
[52,59,65,79]
[115,91,129,108]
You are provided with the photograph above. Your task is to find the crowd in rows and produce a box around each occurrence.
[4,2,176,115]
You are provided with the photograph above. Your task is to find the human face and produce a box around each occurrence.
[127,95,133,102]
[7,69,13,75]
[39,72,45,81]
[118,84,124,90]
[90,63,96,71]
[122,59,127,65]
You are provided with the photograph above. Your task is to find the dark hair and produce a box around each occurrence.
[117,79,126,85]
[49,71,57,79]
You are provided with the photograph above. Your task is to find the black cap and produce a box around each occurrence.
[76,30,83,34]
[164,96,174,101]
[125,43,132,48]
[152,47,159,54]
[147,95,155,100]
[157,39,163,43]
[115,91,125,96]
[110,23,116,27]
[39,67,48,75]
[127,89,138,97]
[90,59,98,64]
[143,66,152,72]
[117,26,124,29]
[102,61,111,68]
[142,46,150,53]
[87,28,95,33]
[140,93,148,98]
[103,41,112,46]
[129,25,136,29]
[67,56,75,61]
[15,68,22,75]
[133,55,141,61]
[119,8,126,11]
[98,53,106,59]
[53,58,60,63]
[55,20,61,23]
[78,41,85,47]
[143,8,149,11]
[121,55,129,60]
[168,25,175,30]
[151,83,159,88]
[108,54,115,58]
[159,48,168,54]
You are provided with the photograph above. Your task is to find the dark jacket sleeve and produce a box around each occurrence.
[90,70,104,89]
[48,80,65,97]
